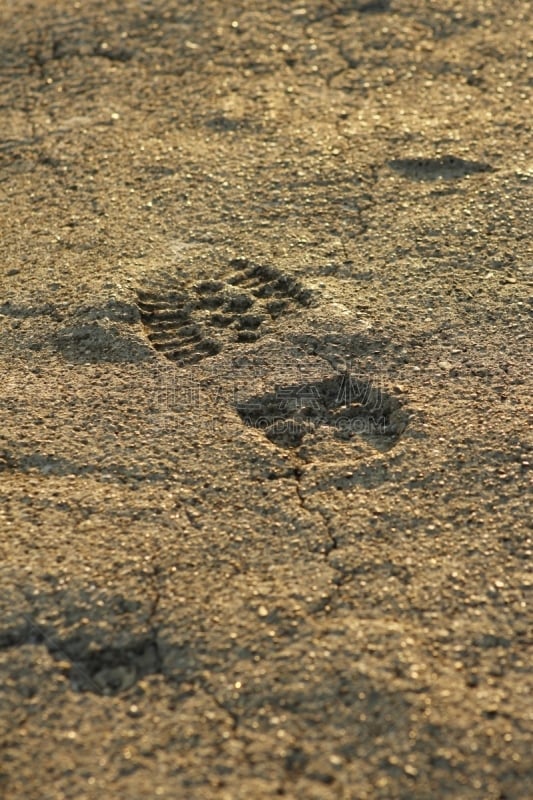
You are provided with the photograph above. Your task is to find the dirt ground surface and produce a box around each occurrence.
[0,1,531,798]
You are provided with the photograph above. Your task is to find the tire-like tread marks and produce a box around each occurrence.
[138,258,314,365]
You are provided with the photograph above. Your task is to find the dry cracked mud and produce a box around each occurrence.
[0,1,531,799]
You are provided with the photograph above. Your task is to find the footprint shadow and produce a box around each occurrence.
[52,322,153,364]
[388,155,493,181]
[237,372,408,452]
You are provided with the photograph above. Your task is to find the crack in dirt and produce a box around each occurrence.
[198,680,240,732]
[146,551,163,677]
[195,680,260,779]
[309,128,378,243]
[292,464,338,558]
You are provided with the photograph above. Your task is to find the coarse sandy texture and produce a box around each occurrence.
[0,1,531,798]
